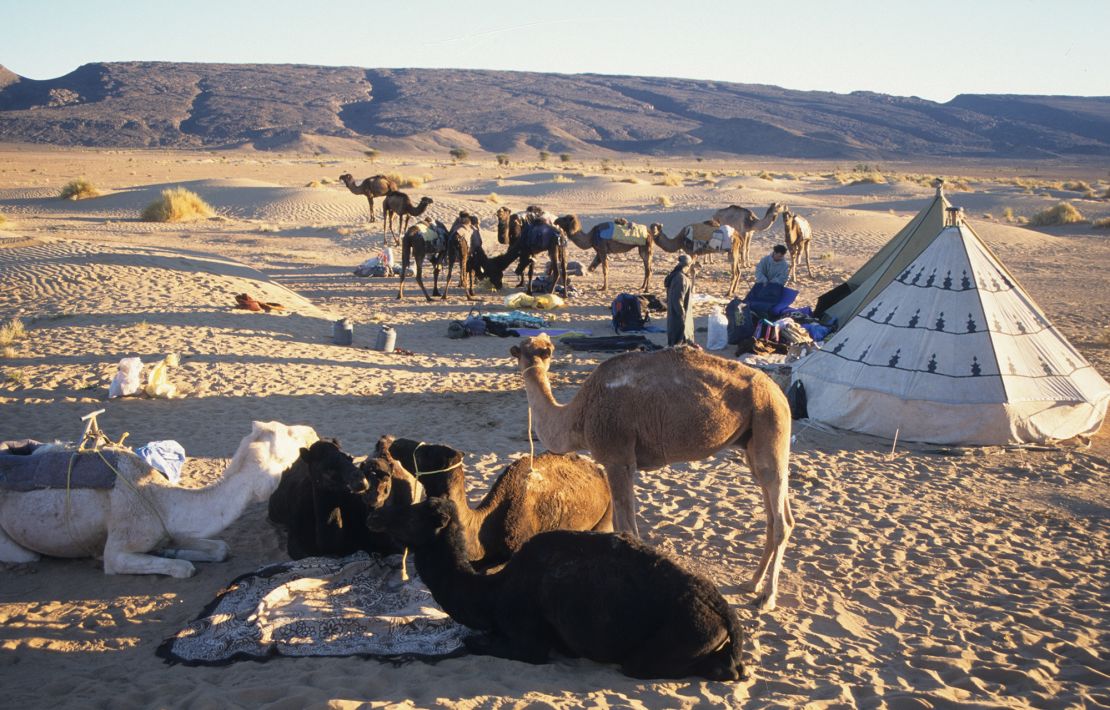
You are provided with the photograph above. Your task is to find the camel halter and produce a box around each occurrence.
[407,442,463,478]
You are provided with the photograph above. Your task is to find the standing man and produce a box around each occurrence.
[755,244,790,285]
[664,254,695,347]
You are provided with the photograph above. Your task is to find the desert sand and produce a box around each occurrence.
[1,145,1108,709]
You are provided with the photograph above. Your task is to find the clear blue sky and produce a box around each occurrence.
[3,0,1106,103]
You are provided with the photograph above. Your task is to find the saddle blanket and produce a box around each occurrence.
[414,222,447,249]
[0,441,129,491]
[689,224,734,252]
[612,221,650,246]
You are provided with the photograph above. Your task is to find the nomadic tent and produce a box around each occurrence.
[794,198,1110,445]
[816,185,949,326]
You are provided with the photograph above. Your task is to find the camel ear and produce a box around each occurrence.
[510,345,521,358]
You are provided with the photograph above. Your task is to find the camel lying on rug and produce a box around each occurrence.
[0,421,318,577]
[368,497,746,680]
[268,438,420,559]
[377,436,612,571]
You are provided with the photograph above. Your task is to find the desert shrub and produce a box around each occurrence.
[1002,207,1016,223]
[305,180,321,188]
[1028,202,1086,226]
[656,195,673,207]
[600,159,613,173]
[141,187,215,222]
[449,147,468,162]
[1062,180,1092,193]
[364,148,379,161]
[0,318,26,347]
[656,173,683,187]
[60,178,99,200]
[385,173,425,189]
[552,175,574,184]
[538,151,550,162]
[848,172,887,186]
[559,153,571,163]
[1093,217,1110,229]
[1,346,15,359]
[495,154,510,166]
[757,170,775,181]
[619,177,645,184]
[982,213,994,220]
[486,193,502,203]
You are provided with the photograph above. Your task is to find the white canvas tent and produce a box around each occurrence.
[794,200,1110,445]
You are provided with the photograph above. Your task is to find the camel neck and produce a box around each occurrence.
[520,365,579,453]
[412,522,498,630]
[565,229,592,251]
[161,464,260,539]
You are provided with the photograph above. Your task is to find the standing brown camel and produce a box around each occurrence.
[339,173,397,222]
[382,191,434,244]
[495,205,554,247]
[782,208,813,282]
[555,215,659,292]
[713,203,785,292]
[443,211,480,300]
[396,219,450,300]
[510,334,794,611]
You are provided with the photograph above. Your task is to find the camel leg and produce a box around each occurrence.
[104,529,195,577]
[600,255,609,292]
[742,446,792,611]
[415,261,432,302]
[0,524,41,563]
[396,242,411,299]
[160,537,230,563]
[640,246,651,292]
[367,196,377,222]
[442,258,453,300]
[804,242,813,277]
[600,461,640,537]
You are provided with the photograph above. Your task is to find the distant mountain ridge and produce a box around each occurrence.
[0,62,1107,159]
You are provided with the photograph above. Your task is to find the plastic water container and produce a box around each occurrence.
[375,325,396,352]
[333,318,353,346]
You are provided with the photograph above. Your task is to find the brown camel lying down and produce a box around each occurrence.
[364,436,612,572]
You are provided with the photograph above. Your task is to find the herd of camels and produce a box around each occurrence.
[341,172,814,300]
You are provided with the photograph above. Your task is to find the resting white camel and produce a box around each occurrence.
[0,420,318,577]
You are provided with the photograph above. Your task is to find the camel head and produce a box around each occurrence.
[782,208,795,228]
[768,202,786,218]
[449,211,478,235]
[554,214,580,236]
[649,222,665,238]
[234,420,320,500]
[339,173,353,186]
[301,439,368,495]
[366,496,455,545]
[496,206,512,224]
[417,196,434,209]
[510,334,555,374]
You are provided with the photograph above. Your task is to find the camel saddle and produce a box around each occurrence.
[521,223,565,251]
[611,221,650,246]
[414,221,449,252]
[0,441,128,491]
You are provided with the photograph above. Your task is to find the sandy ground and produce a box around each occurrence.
[0,145,1108,709]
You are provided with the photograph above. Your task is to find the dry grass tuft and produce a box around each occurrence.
[305,180,321,188]
[1002,207,1016,223]
[1,346,15,359]
[384,174,426,189]
[757,170,775,181]
[849,172,887,186]
[1028,202,1086,227]
[0,211,6,225]
[486,193,502,204]
[337,227,353,236]
[656,173,683,187]
[59,178,100,200]
[552,175,574,184]
[0,318,27,347]
[1093,216,1110,229]
[656,195,673,207]
[619,177,645,185]
[141,187,215,222]
[1063,180,1092,193]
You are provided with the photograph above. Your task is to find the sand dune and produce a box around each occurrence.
[0,148,1108,709]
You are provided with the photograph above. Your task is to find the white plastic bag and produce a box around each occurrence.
[108,357,143,398]
[145,353,180,399]
[707,306,729,351]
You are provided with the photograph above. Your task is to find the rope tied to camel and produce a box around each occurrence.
[408,442,463,478]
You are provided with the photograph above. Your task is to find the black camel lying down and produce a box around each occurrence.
[268,439,419,559]
[367,497,747,681]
